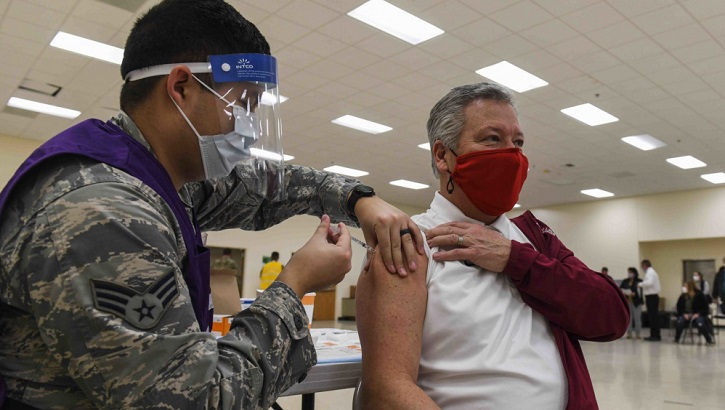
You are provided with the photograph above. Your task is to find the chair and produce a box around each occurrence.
[352,378,362,410]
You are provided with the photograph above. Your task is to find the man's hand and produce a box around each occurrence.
[277,215,352,297]
[425,221,511,273]
[354,196,424,277]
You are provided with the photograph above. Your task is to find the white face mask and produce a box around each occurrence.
[682,286,688,293]
[170,76,261,180]
[693,275,700,281]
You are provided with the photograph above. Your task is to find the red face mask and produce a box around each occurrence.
[449,147,528,216]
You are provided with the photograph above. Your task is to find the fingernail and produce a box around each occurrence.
[399,267,407,275]
[409,261,417,271]
[388,264,396,273]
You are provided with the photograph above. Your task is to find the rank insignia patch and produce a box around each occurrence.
[91,270,179,329]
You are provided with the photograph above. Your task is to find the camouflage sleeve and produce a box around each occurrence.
[183,162,362,232]
[10,179,314,409]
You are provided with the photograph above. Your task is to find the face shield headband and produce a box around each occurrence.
[125,53,286,202]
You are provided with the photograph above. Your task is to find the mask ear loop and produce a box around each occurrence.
[446,146,458,194]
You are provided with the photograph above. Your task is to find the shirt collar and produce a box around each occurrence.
[430,191,514,239]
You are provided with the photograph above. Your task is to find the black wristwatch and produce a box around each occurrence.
[347,184,375,222]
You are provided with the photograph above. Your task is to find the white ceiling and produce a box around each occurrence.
[2,0,725,210]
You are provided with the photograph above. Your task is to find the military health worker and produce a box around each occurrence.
[0,1,424,408]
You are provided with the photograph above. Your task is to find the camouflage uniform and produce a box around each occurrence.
[0,112,360,409]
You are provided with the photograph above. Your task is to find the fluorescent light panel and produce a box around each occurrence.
[390,179,429,190]
[666,155,706,169]
[475,61,548,93]
[331,115,392,134]
[561,103,618,126]
[249,148,293,162]
[50,31,124,65]
[581,189,614,198]
[621,134,667,151]
[701,172,725,184]
[418,143,430,150]
[513,204,521,208]
[323,165,369,178]
[7,97,80,119]
[347,0,444,45]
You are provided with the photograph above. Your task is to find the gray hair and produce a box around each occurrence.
[426,82,517,177]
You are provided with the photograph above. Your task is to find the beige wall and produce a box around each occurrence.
[0,134,41,187]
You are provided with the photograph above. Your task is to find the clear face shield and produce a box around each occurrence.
[125,53,286,201]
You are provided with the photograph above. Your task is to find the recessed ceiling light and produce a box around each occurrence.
[666,155,706,169]
[701,172,725,184]
[390,179,429,190]
[260,92,288,106]
[561,103,618,126]
[347,0,444,45]
[7,97,80,119]
[331,115,392,134]
[249,148,294,162]
[621,134,667,151]
[418,143,430,150]
[475,61,548,93]
[581,189,614,198]
[50,31,124,65]
[323,165,369,178]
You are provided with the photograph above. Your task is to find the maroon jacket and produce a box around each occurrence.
[507,211,630,409]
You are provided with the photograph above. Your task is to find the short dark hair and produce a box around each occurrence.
[223,248,233,256]
[271,251,279,260]
[627,267,639,280]
[641,259,651,267]
[119,0,271,113]
[601,267,608,272]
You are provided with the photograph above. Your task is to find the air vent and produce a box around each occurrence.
[19,79,61,97]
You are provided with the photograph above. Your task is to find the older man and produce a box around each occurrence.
[357,83,629,409]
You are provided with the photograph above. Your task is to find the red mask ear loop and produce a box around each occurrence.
[445,147,458,194]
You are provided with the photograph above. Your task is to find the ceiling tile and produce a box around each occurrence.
[257,14,311,48]
[458,0,521,14]
[561,2,624,33]
[417,34,474,60]
[631,4,694,35]
[521,19,580,48]
[485,34,540,60]
[569,50,619,73]
[326,46,380,70]
[670,40,725,64]
[303,59,356,81]
[273,45,322,70]
[294,32,348,58]
[317,16,374,46]
[356,32,411,58]
[72,0,133,31]
[547,36,601,61]
[451,17,511,47]
[604,0,675,18]
[532,0,600,16]
[6,0,65,30]
[491,1,553,32]
[0,17,56,45]
[586,20,647,49]
[652,23,711,50]
[680,0,725,20]
[59,15,121,45]
[419,1,482,30]
[609,38,664,61]
[277,0,339,30]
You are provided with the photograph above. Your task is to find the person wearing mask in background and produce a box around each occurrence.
[692,271,711,303]
[639,259,662,342]
[675,280,715,345]
[0,1,425,408]
[602,266,612,279]
[356,82,629,410]
[620,267,643,339]
[260,251,284,290]
[715,258,725,314]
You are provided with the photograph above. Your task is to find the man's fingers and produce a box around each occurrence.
[401,230,418,273]
[375,225,396,274]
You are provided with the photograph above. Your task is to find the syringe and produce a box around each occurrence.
[330,225,375,253]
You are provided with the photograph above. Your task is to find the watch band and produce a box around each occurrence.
[347,185,375,222]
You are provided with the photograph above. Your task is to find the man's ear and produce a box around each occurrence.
[433,140,452,175]
[166,66,195,108]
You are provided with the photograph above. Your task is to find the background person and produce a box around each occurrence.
[0,1,424,408]
[213,248,240,270]
[260,251,284,290]
[692,271,711,303]
[715,258,725,314]
[356,83,629,410]
[620,267,643,339]
[639,259,662,342]
[675,280,714,345]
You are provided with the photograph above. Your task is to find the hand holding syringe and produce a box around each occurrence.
[330,224,375,253]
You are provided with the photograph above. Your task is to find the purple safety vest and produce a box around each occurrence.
[0,119,212,336]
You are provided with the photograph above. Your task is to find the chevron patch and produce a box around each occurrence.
[91,269,179,329]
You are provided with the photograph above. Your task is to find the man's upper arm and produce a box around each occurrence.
[356,247,436,408]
